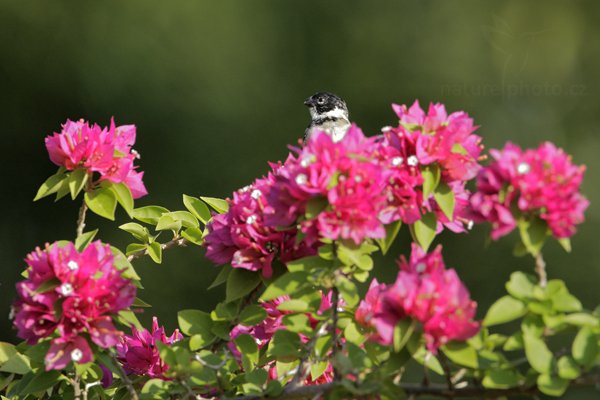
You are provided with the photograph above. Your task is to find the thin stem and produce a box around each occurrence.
[76,200,88,240]
[535,252,547,288]
[126,237,189,262]
[113,356,139,400]
[72,375,82,400]
[438,351,454,395]
[330,286,340,381]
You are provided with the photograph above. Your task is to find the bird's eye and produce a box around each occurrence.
[317,97,326,105]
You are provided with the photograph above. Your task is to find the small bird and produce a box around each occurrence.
[303,92,350,143]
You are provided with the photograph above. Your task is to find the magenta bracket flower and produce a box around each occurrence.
[12,241,137,370]
[469,142,589,257]
[36,118,148,221]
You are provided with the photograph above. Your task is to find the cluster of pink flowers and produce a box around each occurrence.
[377,101,483,231]
[205,102,484,276]
[116,317,183,379]
[12,241,136,370]
[204,172,317,278]
[469,142,589,239]
[45,118,147,198]
[356,244,479,352]
[229,293,335,385]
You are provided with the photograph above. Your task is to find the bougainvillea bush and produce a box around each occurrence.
[0,102,596,400]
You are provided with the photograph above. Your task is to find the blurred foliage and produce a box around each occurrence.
[0,2,599,396]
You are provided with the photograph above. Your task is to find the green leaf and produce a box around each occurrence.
[0,342,31,374]
[336,275,359,308]
[182,227,204,245]
[226,268,261,303]
[19,370,62,395]
[310,361,330,382]
[183,194,212,224]
[156,213,182,232]
[169,211,199,228]
[557,355,581,380]
[119,222,149,242]
[235,334,259,371]
[305,196,328,219]
[518,217,549,257]
[178,310,215,344]
[376,220,402,255]
[132,297,152,308]
[482,369,520,389]
[505,272,536,300]
[85,186,117,220]
[208,267,231,290]
[110,182,134,217]
[558,237,571,253]
[267,331,300,360]
[286,256,330,272]
[393,320,415,353]
[33,168,68,201]
[239,305,268,326]
[74,229,98,251]
[503,332,524,351]
[537,374,569,397]
[483,296,527,326]
[68,168,88,200]
[261,271,308,302]
[282,314,311,334]
[147,242,162,264]
[551,288,582,313]
[337,244,373,270]
[410,213,437,251]
[118,310,143,330]
[344,322,366,346]
[572,327,598,368]
[433,181,455,220]
[563,313,599,327]
[524,334,554,374]
[132,205,169,225]
[421,164,441,199]
[443,341,478,369]
[140,378,170,397]
[277,299,309,312]
[200,196,229,213]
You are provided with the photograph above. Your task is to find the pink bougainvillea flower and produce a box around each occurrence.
[265,125,390,245]
[204,171,316,278]
[45,335,93,371]
[469,142,589,239]
[12,241,137,370]
[44,118,147,198]
[357,244,479,352]
[375,101,484,233]
[116,317,183,379]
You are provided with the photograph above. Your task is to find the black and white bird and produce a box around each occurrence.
[303,92,350,143]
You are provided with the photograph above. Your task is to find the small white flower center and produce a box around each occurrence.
[131,149,141,159]
[295,174,308,185]
[251,189,262,200]
[300,154,315,168]
[60,283,74,296]
[239,185,252,193]
[392,156,404,166]
[381,126,393,133]
[467,220,474,230]
[246,215,257,225]
[354,175,363,183]
[71,348,83,362]
[67,260,79,271]
[517,162,530,174]
[415,263,427,273]
[407,155,419,167]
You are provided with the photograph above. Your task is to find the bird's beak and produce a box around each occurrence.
[303,97,313,107]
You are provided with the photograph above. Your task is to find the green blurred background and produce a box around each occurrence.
[1,1,599,397]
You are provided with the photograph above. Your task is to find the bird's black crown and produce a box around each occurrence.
[304,92,348,115]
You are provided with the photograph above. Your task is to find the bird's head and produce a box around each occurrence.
[304,92,349,121]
